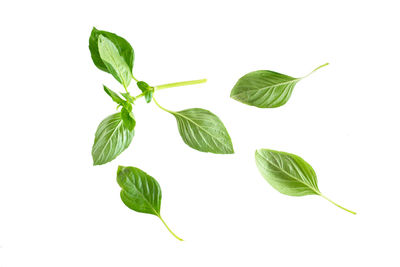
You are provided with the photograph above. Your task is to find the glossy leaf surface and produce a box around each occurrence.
[255,149,320,196]
[231,70,299,108]
[103,85,125,105]
[172,108,234,154]
[89,27,134,73]
[98,35,132,88]
[230,63,328,108]
[116,166,183,240]
[255,149,356,214]
[92,113,134,165]
[117,166,161,216]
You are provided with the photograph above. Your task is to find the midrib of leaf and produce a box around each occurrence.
[172,111,231,150]
[127,182,160,217]
[256,151,320,195]
[100,36,130,88]
[97,119,123,159]
[232,78,301,97]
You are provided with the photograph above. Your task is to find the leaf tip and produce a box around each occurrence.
[117,165,126,174]
[226,144,235,154]
[229,90,237,99]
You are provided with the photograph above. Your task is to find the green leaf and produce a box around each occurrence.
[98,35,132,88]
[121,92,134,103]
[144,91,154,103]
[117,166,183,240]
[137,81,151,92]
[171,108,234,154]
[137,81,154,103]
[121,107,136,131]
[103,85,125,105]
[92,113,134,165]
[230,63,329,108]
[89,27,134,73]
[255,149,320,196]
[255,149,356,214]
[117,166,162,216]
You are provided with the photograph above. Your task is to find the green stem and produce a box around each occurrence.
[131,73,139,82]
[303,63,329,78]
[132,78,207,102]
[133,92,144,100]
[320,194,356,215]
[158,216,183,241]
[154,78,207,90]
[152,96,174,114]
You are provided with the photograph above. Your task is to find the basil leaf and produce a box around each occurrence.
[121,92,134,103]
[230,63,328,108]
[117,166,183,240]
[89,27,134,73]
[143,91,153,103]
[255,149,320,196]
[117,166,162,216]
[103,85,125,105]
[92,113,134,165]
[255,149,356,214]
[137,81,154,103]
[137,81,151,92]
[171,108,234,154]
[121,107,136,131]
[98,35,132,88]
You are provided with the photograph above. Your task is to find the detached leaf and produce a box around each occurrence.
[117,166,161,216]
[98,35,132,88]
[92,113,134,165]
[89,27,134,73]
[230,63,328,108]
[103,85,125,105]
[255,149,356,214]
[117,166,183,240]
[255,149,320,196]
[171,108,234,154]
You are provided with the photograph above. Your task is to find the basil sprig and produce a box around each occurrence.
[89,28,234,165]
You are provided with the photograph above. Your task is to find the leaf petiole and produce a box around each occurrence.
[158,215,183,241]
[152,96,174,114]
[320,194,356,215]
[131,73,139,82]
[302,62,329,79]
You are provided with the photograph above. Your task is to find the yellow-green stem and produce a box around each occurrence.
[158,216,183,241]
[320,194,356,215]
[133,78,207,101]
[152,96,174,114]
[154,78,207,90]
[303,63,329,78]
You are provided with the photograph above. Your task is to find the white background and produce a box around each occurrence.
[0,0,399,266]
